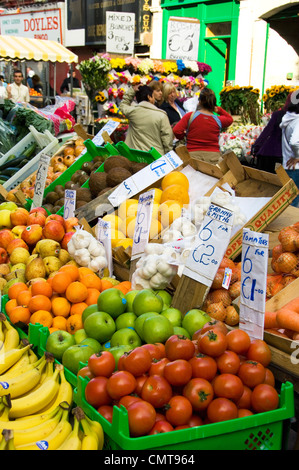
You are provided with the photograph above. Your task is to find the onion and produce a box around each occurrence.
[278,227,298,252]
[228,280,241,300]
[206,301,227,322]
[209,288,232,307]
[225,306,239,326]
[276,252,298,273]
[219,256,235,271]
[211,268,225,289]
[272,244,283,261]
[282,274,296,287]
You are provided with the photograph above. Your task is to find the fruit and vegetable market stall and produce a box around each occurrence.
[0,132,298,450]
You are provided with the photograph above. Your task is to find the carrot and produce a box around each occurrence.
[276,308,299,333]
[280,297,299,314]
[292,332,299,341]
[264,328,290,338]
[264,311,279,329]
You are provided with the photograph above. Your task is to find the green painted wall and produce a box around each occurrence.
[161,0,240,103]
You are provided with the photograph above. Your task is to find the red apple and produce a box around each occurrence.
[61,231,75,250]
[21,224,43,246]
[45,214,65,225]
[10,208,29,227]
[27,211,47,227]
[7,238,29,255]
[29,207,48,217]
[0,247,8,264]
[64,217,79,232]
[0,229,15,250]
[42,220,65,242]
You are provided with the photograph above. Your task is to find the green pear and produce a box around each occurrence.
[26,254,38,265]
[9,247,30,265]
[35,239,61,258]
[0,264,10,277]
[11,263,27,272]
[43,256,62,276]
[25,256,47,281]
[0,277,7,291]
[58,249,71,265]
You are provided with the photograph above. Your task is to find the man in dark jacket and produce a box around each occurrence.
[60,70,80,94]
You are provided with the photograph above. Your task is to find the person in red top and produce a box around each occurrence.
[173,87,233,164]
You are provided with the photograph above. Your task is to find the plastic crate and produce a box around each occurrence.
[74,377,295,450]
[114,141,161,163]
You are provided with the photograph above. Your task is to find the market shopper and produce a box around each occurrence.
[280,94,299,207]
[172,87,233,164]
[119,85,174,156]
[31,75,43,95]
[60,70,80,94]
[5,70,30,103]
[160,83,186,126]
[148,80,164,107]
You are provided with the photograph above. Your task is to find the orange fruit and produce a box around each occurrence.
[80,273,102,291]
[30,310,53,328]
[5,298,17,315]
[100,279,114,291]
[49,327,59,334]
[59,264,79,282]
[66,314,84,335]
[52,315,67,331]
[114,281,132,294]
[16,290,32,308]
[51,297,71,318]
[78,267,97,281]
[65,281,88,304]
[31,281,53,298]
[8,282,28,300]
[160,184,189,206]
[28,295,52,314]
[9,306,31,325]
[51,272,73,294]
[70,302,88,316]
[158,200,182,228]
[85,288,101,306]
[161,171,189,191]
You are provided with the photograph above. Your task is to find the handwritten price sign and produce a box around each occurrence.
[31,154,51,209]
[239,228,269,340]
[97,218,113,276]
[183,203,234,286]
[131,190,155,261]
[64,190,76,219]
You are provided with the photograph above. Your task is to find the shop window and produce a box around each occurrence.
[206,22,231,37]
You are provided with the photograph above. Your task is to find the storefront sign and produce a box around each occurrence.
[106,11,135,54]
[166,17,200,61]
[0,9,62,42]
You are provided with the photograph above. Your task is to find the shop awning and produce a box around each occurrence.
[0,35,78,63]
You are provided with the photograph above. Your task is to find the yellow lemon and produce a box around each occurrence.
[102,213,122,230]
[118,199,139,220]
[151,202,160,220]
[158,200,182,228]
[161,171,189,191]
[160,184,189,206]
[126,218,137,239]
[110,229,126,248]
[149,188,163,204]
[149,218,162,240]
[115,238,133,249]
[120,216,136,237]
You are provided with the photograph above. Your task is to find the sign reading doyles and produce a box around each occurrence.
[106,11,135,55]
[166,17,200,61]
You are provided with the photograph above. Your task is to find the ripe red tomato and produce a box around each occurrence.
[183,378,214,411]
[88,351,115,378]
[238,360,266,388]
[149,357,170,376]
[163,359,192,387]
[106,371,137,401]
[127,400,157,437]
[174,424,191,430]
[155,412,166,422]
[187,414,204,427]
[118,395,142,410]
[85,376,112,408]
[250,384,279,413]
[141,375,172,408]
[97,405,113,423]
[165,395,193,427]
[123,347,152,377]
[154,342,166,358]
[165,335,195,361]
[134,375,147,396]
[207,397,238,423]
[263,368,275,387]
[213,373,244,402]
[148,420,174,434]
[246,339,272,367]
[216,350,240,375]
[198,329,227,357]
[77,366,94,380]
[188,354,217,381]
[141,343,164,360]
[226,329,251,355]
[200,320,228,336]
[238,408,253,418]
[235,385,252,409]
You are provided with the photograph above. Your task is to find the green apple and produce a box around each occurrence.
[161,307,182,327]
[102,341,111,351]
[80,337,102,354]
[45,330,75,361]
[62,344,95,375]
[125,290,139,312]
[142,315,174,344]
[134,312,159,340]
[109,345,132,370]
[82,304,99,324]
[110,327,142,349]
[182,309,211,337]
[115,312,137,330]
[97,288,127,318]
[156,290,173,310]
[74,329,88,344]
[132,289,163,316]
[83,311,116,344]
[173,326,191,339]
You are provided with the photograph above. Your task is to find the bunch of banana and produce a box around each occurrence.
[0,313,20,353]
[0,429,15,450]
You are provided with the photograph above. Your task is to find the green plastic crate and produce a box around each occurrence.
[74,377,294,450]
[115,141,162,163]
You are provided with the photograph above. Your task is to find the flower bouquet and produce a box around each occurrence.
[77,54,111,104]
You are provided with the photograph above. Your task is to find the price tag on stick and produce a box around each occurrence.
[64,190,76,219]
[239,228,269,340]
[131,189,155,261]
[31,154,51,209]
[97,218,113,277]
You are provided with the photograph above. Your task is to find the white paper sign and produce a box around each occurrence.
[97,218,113,276]
[79,120,119,157]
[131,190,155,261]
[64,190,76,219]
[108,150,183,208]
[106,11,135,55]
[31,154,51,209]
[183,203,234,286]
[166,17,200,61]
[239,228,269,340]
